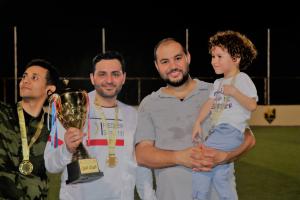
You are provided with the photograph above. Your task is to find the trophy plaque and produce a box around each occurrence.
[50,86,103,184]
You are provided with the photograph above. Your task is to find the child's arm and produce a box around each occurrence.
[192,99,214,140]
[223,85,257,111]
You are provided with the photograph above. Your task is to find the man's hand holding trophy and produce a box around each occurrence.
[49,79,103,184]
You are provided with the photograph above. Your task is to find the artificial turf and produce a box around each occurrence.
[47,126,300,200]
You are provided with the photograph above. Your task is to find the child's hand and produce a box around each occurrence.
[192,122,203,142]
[223,84,237,96]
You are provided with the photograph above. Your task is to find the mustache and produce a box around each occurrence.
[167,68,182,75]
[20,86,31,90]
[94,83,116,88]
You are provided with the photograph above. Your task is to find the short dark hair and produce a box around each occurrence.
[153,38,187,61]
[92,51,126,73]
[208,30,257,70]
[25,58,60,87]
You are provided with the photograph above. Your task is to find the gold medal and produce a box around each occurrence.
[17,102,44,177]
[106,155,118,168]
[96,105,119,168]
[19,160,33,175]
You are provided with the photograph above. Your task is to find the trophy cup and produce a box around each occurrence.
[50,81,103,184]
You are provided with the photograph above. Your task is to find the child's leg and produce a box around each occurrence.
[192,171,213,200]
[203,124,242,199]
[205,123,244,152]
[212,163,238,200]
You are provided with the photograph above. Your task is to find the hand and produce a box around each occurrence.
[64,127,84,153]
[190,145,214,171]
[223,84,237,96]
[175,146,212,171]
[174,147,197,168]
[175,146,211,169]
[192,123,202,142]
[192,144,229,172]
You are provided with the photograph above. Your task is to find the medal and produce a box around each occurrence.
[17,102,45,176]
[19,160,33,175]
[106,155,118,168]
[96,103,119,168]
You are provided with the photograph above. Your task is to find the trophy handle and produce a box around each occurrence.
[48,93,62,113]
[73,91,89,161]
[75,90,89,130]
[48,93,60,104]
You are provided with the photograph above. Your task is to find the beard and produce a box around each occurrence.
[95,84,123,98]
[162,70,190,87]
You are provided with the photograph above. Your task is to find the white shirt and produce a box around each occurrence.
[209,72,258,132]
[44,90,156,200]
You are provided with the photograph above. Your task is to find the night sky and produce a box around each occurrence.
[1,1,299,105]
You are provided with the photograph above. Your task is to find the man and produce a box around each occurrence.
[135,38,256,200]
[44,51,156,200]
[0,59,60,199]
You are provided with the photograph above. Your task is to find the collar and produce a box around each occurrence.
[157,79,210,99]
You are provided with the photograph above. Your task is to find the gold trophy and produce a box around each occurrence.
[50,81,103,184]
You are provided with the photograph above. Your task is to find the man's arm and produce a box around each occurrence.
[44,125,82,173]
[135,140,203,169]
[224,128,256,162]
[193,128,255,171]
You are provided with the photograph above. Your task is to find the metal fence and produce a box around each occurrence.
[2,76,299,105]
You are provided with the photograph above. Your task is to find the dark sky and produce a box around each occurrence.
[0,0,298,28]
[0,1,299,105]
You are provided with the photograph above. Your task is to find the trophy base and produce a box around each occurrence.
[66,158,104,184]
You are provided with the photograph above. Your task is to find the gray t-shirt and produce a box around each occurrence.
[135,79,213,200]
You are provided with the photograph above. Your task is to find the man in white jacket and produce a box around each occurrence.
[44,51,157,200]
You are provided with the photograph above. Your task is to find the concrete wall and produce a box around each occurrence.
[134,105,300,126]
[249,105,300,126]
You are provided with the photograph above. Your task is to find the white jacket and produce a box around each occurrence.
[44,90,157,200]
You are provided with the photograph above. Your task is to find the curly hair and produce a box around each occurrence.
[208,30,257,70]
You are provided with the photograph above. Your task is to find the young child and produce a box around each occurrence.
[192,30,258,200]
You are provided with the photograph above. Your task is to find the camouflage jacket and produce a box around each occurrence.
[0,101,50,200]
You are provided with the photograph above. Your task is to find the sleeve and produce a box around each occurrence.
[236,73,258,101]
[44,121,73,173]
[0,125,24,199]
[209,79,221,99]
[134,97,156,145]
[0,104,28,199]
[244,124,253,134]
[135,166,157,200]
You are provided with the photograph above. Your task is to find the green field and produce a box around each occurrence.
[236,126,300,200]
[48,126,300,199]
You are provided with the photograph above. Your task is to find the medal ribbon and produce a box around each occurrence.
[96,105,119,165]
[211,72,238,127]
[17,102,45,162]
[50,100,58,148]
